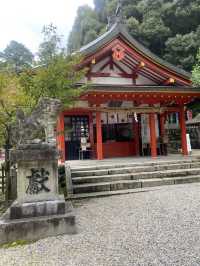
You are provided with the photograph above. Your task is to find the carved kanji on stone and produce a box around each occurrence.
[26,168,50,194]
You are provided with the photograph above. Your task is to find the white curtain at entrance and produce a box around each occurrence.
[141,114,159,144]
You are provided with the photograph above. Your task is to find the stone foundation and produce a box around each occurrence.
[0,143,76,245]
[0,202,76,245]
[10,198,66,219]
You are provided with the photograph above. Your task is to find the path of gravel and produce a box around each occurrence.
[1,183,200,266]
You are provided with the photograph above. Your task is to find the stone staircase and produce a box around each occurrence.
[69,158,200,199]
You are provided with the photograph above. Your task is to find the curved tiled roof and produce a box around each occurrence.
[79,22,191,80]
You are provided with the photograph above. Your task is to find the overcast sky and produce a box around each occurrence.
[0,0,94,54]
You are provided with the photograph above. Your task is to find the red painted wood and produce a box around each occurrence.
[117,40,190,85]
[110,55,114,70]
[149,113,157,158]
[124,56,163,83]
[82,91,198,106]
[162,78,175,86]
[96,111,103,160]
[113,61,128,74]
[99,59,111,71]
[102,141,136,158]
[57,113,65,162]
[179,106,188,156]
[90,72,133,78]
[80,38,191,85]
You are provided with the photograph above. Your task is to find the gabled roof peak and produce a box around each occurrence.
[79,22,191,80]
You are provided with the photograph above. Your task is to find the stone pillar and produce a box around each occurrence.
[179,106,188,156]
[149,113,157,158]
[96,112,103,160]
[0,143,76,245]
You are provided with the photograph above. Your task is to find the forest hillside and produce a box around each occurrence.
[68,0,200,72]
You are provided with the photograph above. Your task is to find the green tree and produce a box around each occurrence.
[0,71,30,200]
[0,41,33,71]
[22,24,87,108]
[67,5,104,53]
[20,54,86,108]
[165,27,200,71]
[68,0,200,71]
[0,24,87,200]
[38,23,63,64]
[139,13,171,56]
[192,49,200,86]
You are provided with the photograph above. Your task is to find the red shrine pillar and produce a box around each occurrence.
[149,113,157,158]
[96,111,103,160]
[179,106,188,156]
[57,113,65,163]
[133,116,140,156]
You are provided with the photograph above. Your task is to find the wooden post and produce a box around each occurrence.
[179,106,188,156]
[96,111,103,160]
[57,113,65,162]
[149,113,157,158]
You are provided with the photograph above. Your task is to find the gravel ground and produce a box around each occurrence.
[1,183,200,266]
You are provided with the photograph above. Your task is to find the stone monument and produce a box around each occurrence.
[0,98,76,245]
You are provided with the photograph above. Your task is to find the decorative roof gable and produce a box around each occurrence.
[79,22,191,86]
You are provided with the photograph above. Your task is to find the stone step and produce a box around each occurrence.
[71,162,200,178]
[72,167,200,185]
[68,182,196,200]
[73,175,200,194]
[70,158,200,172]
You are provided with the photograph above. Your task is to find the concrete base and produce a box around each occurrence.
[0,202,76,245]
[10,198,66,219]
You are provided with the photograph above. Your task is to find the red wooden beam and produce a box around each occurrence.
[118,40,190,85]
[162,78,176,86]
[133,61,146,74]
[112,61,128,74]
[99,59,112,71]
[110,55,114,70]
[90,72,133,78]
[123,56,163,83]
[81,37,190,85]
[149,113,157,158]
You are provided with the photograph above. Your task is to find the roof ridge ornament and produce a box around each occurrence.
[107,0,125,30]
[116,0,122,18]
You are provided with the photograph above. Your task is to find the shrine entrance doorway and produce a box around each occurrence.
[64,115,89,160]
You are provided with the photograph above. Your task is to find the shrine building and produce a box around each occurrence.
[57,14,200,162]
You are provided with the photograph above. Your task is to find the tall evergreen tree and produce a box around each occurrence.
[67,0,200,71]
[0,41,33,71]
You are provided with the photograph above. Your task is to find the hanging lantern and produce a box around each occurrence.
[112,45,125,61]
[91,58,96,64]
